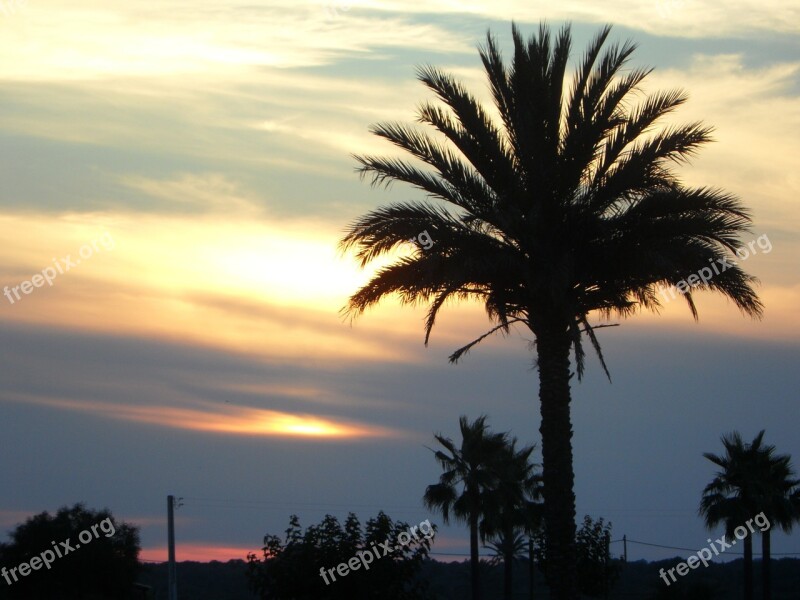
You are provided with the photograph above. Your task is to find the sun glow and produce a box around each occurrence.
[139,543,258,563]
[0,206,423,364]
[4,393,398,440]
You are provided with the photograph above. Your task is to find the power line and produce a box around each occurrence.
[173,498,800,558]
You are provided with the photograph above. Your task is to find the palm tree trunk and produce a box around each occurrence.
[761,529,771,600]
[470,515,481,600]
[536,325,578,600]
[529,537,535,600]
[504,543,513,600]
[744,533,753,600]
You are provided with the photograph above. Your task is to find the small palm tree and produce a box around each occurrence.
[423,415,509,600]
[341,23,763,599]
[481,440,542,600]
[700,431,767,600]
[749,435,800,600]
[484,532,530,598]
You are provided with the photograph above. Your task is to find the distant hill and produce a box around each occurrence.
[137,557,800,599]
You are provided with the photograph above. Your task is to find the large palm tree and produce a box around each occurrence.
[423,415,509,600]
[341,23,762,599]
[700,431,770,600]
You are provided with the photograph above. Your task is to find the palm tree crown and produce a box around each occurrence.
[701,430,767,532]
[423,415,509,527]
[340,22,762,375]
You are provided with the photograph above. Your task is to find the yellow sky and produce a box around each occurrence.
[1,0,798,442]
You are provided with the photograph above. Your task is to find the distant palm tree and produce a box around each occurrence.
[700,431,770,600]
[749,434,800,600]
[481,440,542,600]
[341,23,763,599]
[484,532,530,599]
[423,415,509,600]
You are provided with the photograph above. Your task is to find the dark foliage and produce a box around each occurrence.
[245,512,436,599]
[136,556,800,600]
[0,503,140,600]
[535,515,620,597]
[136,560,256,600]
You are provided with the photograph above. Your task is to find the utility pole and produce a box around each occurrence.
[623,534,627,563]
[167,495,182,600]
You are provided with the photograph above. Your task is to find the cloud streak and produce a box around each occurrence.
[2,392,399,439]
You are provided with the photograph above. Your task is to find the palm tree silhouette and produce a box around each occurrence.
[481,439,542,600]
[340,23,763,599]
[699,430,794,600]
[423,415,508,600]
[484,532,530,598]
[749,433,800,600]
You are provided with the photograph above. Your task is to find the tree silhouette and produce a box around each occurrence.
[535,515,619,598]
[340,22,762,599]
[484,532,533,600]
[480,439,542,600]
[245,512,435,600]
[573,516,619,598]
[743,432,799,600]
[699,430,798,600]
[0,503,140,600]
[423,415,509,600]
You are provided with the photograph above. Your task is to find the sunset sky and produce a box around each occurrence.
[1,0,798,566]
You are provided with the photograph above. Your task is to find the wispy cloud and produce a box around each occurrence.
[334,0,800,37]
[3,392,400,439]
[0,1,471,82]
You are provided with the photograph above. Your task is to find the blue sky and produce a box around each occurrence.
[0,0,798,565]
